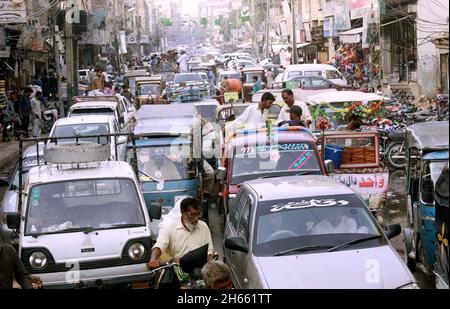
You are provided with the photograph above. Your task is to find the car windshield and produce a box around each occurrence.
[70,108,115,117]
[253,194,381,256]
[25,179,145,235]
[196,104,217,123]
[326,70,343,80]
[12,156,45,188]
[52,123,110,144]
[231,142,321,184]
[174,74,203,83]
[139,84,162,95]
[131,145,196,181]
[245,72,263,83]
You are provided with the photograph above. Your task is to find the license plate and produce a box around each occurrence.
[131,281,150,289]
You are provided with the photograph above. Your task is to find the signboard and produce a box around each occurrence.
[334,0,351,31]
[323,17,334,38]
[140,35,150,44]
[350,0,371,20]
[224,92,239,103]
[119,31,127,54]
[0,46,10,58]
[0,0,27,23]
[331,172,389,211]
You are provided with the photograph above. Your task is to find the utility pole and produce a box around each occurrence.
[265,0,271,59]
[53,25,63,117]
[64,0,79,109]
[291,0,298,64]
[251,0,258,59]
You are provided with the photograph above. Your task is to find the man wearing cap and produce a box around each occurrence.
[278,105,305,127]
[278,89,312,128]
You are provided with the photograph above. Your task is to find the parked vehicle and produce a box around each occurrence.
[280,64,348,87]
[5,140,158,288]
[135,76,165,107]
[223,176,418,289]
[404,121,449,276]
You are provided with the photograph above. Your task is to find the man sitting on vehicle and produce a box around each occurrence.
[278,105,305,127]
[140,148,183,182]
[148,197,215,269]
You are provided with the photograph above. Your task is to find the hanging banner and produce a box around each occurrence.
[0,0,27,23]
[350,0,371,20]
[323,17,334,38]
[334,0,351,31]
[119,31,127,54]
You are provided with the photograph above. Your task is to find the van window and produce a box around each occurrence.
[326,70,343,80]
[288,71,302,79]
[304,71,322,76]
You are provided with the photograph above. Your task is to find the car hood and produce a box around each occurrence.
[256,246,413,289]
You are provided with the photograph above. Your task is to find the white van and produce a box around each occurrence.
[281,64,348,87]
[5,143,159,288]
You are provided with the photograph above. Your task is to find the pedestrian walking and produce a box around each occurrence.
[31,91,42,138]
[265,68,275,89]
[18,87,33,138]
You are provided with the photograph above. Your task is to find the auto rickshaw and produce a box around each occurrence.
[403,121,449,276]
[124,70,149,96]
[135,76,165,108]
[434,163,449,289]
[241,66,267,102]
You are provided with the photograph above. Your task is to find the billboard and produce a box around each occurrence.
[349,0,371,19]
[0,0,26,22]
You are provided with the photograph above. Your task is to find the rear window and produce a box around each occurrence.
[304,71,322,76]
[71,108,115,117]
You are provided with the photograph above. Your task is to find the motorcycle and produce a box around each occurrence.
[149,244,213,289]
[41,103,58,134]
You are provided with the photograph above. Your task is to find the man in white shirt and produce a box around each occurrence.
[278,89,312,128]
[226,92,276,133]
[148,197,214,268]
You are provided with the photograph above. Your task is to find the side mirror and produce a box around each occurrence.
[149,202,162,220]
[224,237,248,253]
[6,213,20,230]
[0,176,10,186]
[215,167,227,181]
[119,116,125,124]
[386,224,402,239]
[324,160,334,174]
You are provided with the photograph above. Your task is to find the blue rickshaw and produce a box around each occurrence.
[127,104,205,239]
[434,163,449,289]
[404,121,449,276]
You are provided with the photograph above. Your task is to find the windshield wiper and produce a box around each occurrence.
[295,171,320,176]
[274,245,333,256]
[111,223,145,229]
[327,235,382,252]
[31,227,95,238]
[138,170,163,183]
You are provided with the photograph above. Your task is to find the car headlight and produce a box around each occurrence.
[398,282,420,289]
[128,242,146,261]
[29,251,48,270]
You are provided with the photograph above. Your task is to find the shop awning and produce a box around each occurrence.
[339,27,363,44]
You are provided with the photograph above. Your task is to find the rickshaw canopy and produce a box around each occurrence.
[406,121,449,152]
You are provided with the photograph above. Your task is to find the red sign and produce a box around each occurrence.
[349,0,370,10]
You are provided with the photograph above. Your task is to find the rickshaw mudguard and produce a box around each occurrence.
[419,204,437,266]
[140,178,200,210]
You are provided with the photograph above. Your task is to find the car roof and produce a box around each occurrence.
[135,104,197,120]
[245,176,355,202]
[133,118,194,135]
[70,101,118,109]
[53,115,113,126]
[27,161,136,186]
[284,64,339,71]
[242,66,265,72]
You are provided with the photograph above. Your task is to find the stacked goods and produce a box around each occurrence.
[341,146,376,165]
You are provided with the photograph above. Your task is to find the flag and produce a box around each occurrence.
[200,17,208,26]
[161,18,173,27]
[215,15,223,26]
[241,6,250,22]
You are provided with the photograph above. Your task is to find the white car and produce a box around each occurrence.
[49,115,127,161]
[5,143,158,288]
[224,176,418,289]
[281,64,348,87]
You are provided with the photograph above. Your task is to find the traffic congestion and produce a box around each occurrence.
[0,0,448,291]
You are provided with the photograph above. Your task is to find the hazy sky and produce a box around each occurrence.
[181,0,202,17]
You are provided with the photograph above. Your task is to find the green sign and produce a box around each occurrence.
[224,92,239,103]
[161,18,173,27]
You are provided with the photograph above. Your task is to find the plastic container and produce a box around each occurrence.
[325,144,344,169]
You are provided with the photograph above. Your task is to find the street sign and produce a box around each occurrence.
[224,92,239,103]
[0,46,10,58]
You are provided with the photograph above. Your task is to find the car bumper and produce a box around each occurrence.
[38,263,153,289]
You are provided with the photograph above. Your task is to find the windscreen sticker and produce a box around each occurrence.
[270,199,350,212]
[288,151,314,170]
[239,143,310,155]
